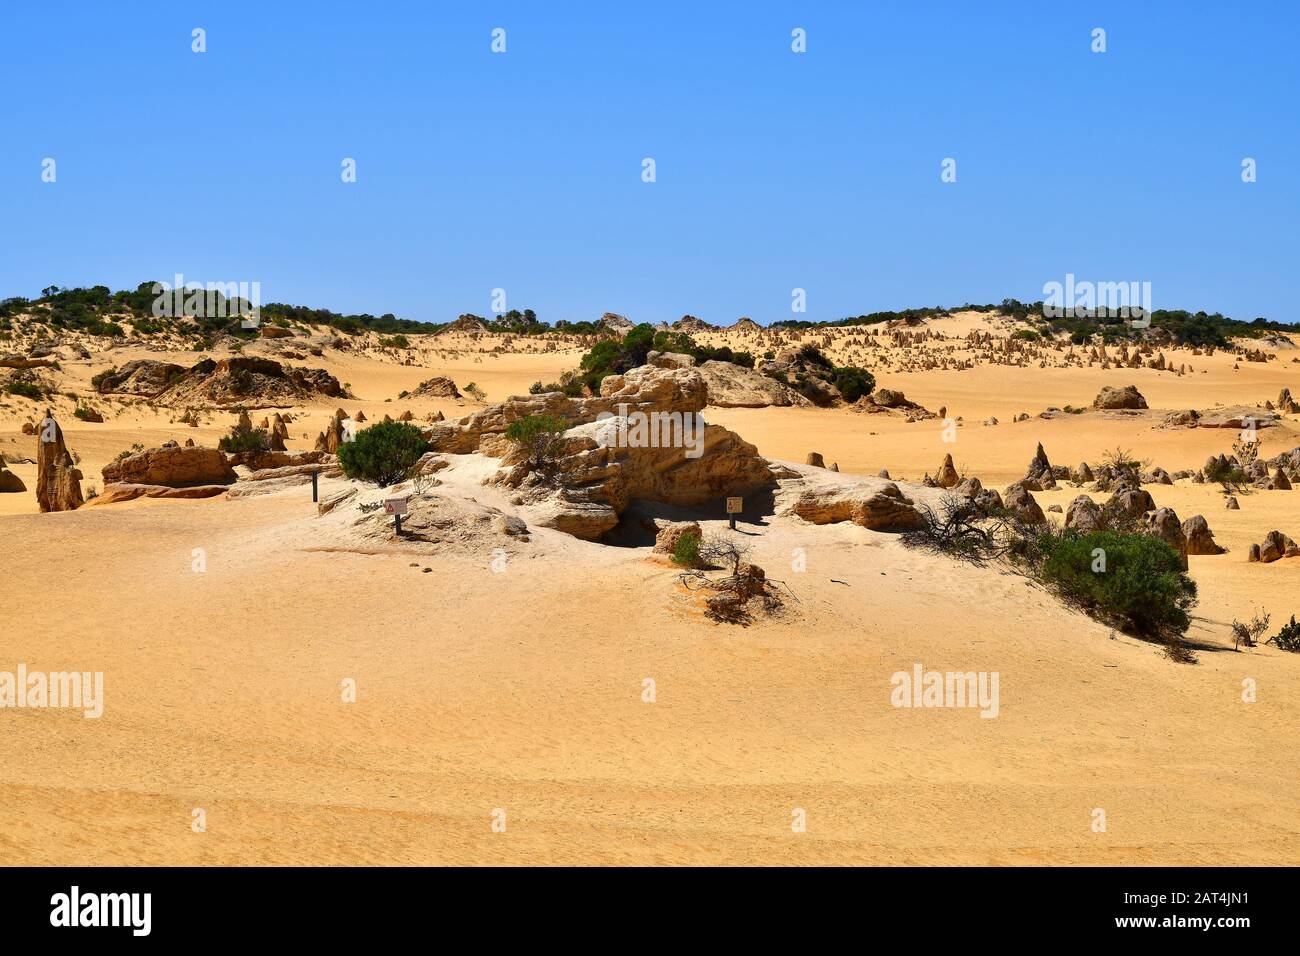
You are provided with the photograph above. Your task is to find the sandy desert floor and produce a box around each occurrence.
[2,313,1299,865]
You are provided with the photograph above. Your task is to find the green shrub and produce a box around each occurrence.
[218,427,270,454]
[1204,457,1248,492]
[336,421,428,487]
[671,531,702,568]
[504,413,569,469]
[833,366,875,403]
[1034,528,1197,639]
[5,380,43,400]
[1270,616,1300,652]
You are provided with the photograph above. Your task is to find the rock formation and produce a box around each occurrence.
[1182,515,1225,555]
[1002,481,1045,524]
[786,481,923,530]
[1093,385,1148,410]
[653,521,701,555]
[696,360,811,408]
[935,453,960,488]
[411,376,462,398]
[102,444,237,487]
[98,357,343,408]
[1144,508,1189,570]
[35,412,83,512]
[1064,495,1104,532]
[451,366,778,540]
[0,455,26,493]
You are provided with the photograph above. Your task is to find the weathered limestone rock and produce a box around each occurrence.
[1065,495,1104,532]
[1003,481,1045,524]
[935,453,960,488]
[1260,530,1299,563]
[35,413,83,512]
[91,483,230,505]
[1182,515,1225,555]
[422,364,708,455]
[1022,443,1056,490]
[1103,483,1156,525]
[653,520,702,555]
[646,350,696,369]
[696,360,810,407]
[786,481,924,531]
[1144,507,1189,570]
[0,455,26,493]
[103,445,236,487]
[1093,385,1148,410]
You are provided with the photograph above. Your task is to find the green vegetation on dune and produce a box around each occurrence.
[1,285,1293,347]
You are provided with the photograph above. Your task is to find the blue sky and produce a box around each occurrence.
[2,1,1296,326]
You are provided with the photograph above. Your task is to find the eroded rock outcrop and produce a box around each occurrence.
[1003,481,1046,525]
[1093,385,1148,410]
[1144,507,1189,570]
[92,360,187,397]
[423,364,709,456]
[1254,530,1300,564]
[0,455,26,494]
[458,367,777,540]
[1065,495,1104,532]
[35,413,83,512]
[786,481,924,531]
[1182,515,1225,555]
[697,360,811,408]
[144,357,345,409]
[653,520,702,555]
[935,453,960,488]
[410,376,462,398]
[103,444,237,487]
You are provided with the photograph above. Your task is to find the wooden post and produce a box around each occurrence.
[385,496,408,536]
[311,470,319,503]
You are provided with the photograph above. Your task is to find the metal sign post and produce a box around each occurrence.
[726,496,743,531]
[311,470,319,503]
[384,496,409,535]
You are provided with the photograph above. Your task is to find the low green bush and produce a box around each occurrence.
[1271,616,1300,652]
[504,413,569,469]
[336,421,428,487]
[218,427,269,454]
[5,380,43,400]
[672,531,702,568]
[1034,528,1197,639]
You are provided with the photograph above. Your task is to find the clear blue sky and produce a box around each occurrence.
[2,1,1296,326]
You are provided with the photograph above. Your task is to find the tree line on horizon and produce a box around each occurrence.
[0,284,1292,349]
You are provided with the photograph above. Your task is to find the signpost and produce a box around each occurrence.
[726,496,743,531]
[384,496,408,535]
